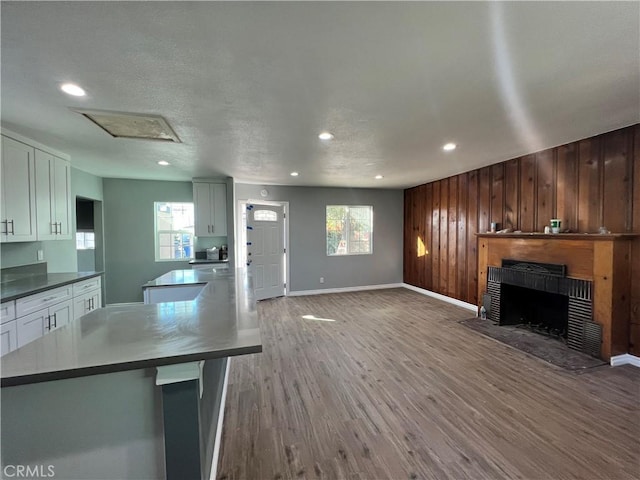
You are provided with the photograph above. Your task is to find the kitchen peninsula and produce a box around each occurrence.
[1,268,261,480]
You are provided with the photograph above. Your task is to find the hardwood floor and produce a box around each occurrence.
[217,288,640,480]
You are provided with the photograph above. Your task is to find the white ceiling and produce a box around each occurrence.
[1,1,638,189]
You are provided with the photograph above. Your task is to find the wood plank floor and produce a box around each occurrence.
[217,288,640,480]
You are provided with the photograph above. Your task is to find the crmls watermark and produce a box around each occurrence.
[3,465,55,478]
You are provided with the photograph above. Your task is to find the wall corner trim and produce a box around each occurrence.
[402,283,478,313]
[610,354,640,368]
[288,283,404,297]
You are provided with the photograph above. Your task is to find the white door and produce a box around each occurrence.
[247,204,285,300]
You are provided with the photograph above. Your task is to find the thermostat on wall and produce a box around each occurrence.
[260,189,269,198]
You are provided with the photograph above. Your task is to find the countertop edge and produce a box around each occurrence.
[1,271,103,303]
[2,344,263,387]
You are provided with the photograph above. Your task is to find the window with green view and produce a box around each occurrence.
[326,205,373,256]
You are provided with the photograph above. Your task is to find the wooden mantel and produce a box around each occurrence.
[477,233,636,360]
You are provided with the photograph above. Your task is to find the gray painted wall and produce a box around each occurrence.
[235,184,404,292]
[103,179,194,304]
[1,167,104,272]
[1,368,165,479]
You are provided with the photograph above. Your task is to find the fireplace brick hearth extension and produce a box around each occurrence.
[477,233,636,361]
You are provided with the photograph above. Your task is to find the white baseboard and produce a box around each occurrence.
[402,283,478,313]
[210,357,231,480]
[610,354,640,368]
[288,283,404,297]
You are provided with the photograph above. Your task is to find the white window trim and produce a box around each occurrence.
[326,205,374,256]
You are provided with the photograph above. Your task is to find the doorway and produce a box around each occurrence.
[76,197,104,273]
[237,200,289,299]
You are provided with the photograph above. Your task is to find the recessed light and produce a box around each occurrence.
[290,172,299,177]
[318,132,334,140]
[375,175,383,180]
[443,143,457,151]
[157,160,170,166]
[60,83,86,97]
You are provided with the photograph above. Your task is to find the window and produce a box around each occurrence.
[253,210,278,222]
[76,232,95,250]
[326,205,373,255]
[154,202,195,261]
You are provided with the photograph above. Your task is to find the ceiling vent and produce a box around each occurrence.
[73,109,181,142]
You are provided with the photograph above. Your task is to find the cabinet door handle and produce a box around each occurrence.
[211,223,214,233]
[58,222,62,234]
[45,315,51,332]
[1,220,7,235]
[8,220,14,235]
[51,222,56,234]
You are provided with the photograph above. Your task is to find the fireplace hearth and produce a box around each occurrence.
[486,259,600,358]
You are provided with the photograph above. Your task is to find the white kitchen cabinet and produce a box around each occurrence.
[73,277,102,320]
[1,301,16,324]
[1,301,18,355]
[17,308,48,348]
[15,285,74,350]
[1,320,18,355]
[49,298,72,332]
[35,149,72,240]
[16,298,73,349]
[193,181,227,237]
[15,285,73,318]
[1,135,37,242]
[3,277,102,354]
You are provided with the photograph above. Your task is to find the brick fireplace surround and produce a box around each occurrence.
[477,233,636,360]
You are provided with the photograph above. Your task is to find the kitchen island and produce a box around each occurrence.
[1,268,261,480]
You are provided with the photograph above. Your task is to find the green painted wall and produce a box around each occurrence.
[103,178,194,304]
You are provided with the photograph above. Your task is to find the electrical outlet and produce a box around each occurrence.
[320,277,324,284]
[37,249,44,261]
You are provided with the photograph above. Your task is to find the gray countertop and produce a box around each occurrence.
[1,271,103,303]
[1,268,261,387]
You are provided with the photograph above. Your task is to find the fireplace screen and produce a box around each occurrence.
[486,260,601,357]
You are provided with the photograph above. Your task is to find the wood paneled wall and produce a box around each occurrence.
[404,124,640,355]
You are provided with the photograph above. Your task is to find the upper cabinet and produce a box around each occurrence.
[1,132,72,243]
[35,149,72,240]
[1,136,37,243]
[193,181,227,237]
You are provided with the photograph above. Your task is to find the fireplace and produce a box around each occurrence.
[486,259,601,357]
[477,233,636,361]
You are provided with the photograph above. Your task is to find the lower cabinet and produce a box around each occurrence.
[73,289,101,321]
[16,299,73,348]
[1,275,102,356]
[1,320,18,355]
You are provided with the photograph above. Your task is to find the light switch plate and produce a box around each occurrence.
[37,249,44,261]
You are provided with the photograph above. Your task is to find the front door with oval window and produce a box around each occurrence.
[247,204,285,300]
